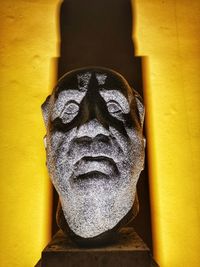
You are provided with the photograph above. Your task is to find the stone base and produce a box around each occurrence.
[35,228,158,267]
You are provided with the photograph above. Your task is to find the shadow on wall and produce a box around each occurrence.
[51,0,152,250]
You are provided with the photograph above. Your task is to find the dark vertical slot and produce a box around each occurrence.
[51,0,152,251]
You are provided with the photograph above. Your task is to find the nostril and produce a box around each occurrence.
[94,134,110,143]
[75,136,93,144]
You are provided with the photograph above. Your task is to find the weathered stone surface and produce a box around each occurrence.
[42,67,146,245]
[36,228,158,267]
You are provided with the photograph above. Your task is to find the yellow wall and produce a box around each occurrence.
[0,1,200,267]
[0,1,59,266]
[134,0,200,266]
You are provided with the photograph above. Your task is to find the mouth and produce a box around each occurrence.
[73,156,118,181]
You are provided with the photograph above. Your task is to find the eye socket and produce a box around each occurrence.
[62,102,79,115]
[60,101,79,123]
[107,101,123,114]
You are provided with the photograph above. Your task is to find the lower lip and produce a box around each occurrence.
[74,157,118,177]
[72,171,113,189]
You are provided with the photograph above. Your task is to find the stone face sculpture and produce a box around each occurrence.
[42,67,145,246]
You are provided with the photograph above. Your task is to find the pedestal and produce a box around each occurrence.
[35,228,158,267]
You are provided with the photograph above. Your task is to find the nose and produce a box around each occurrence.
[76,119,109,139]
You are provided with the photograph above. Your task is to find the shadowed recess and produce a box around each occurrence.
[52,0,152,250]
[58,0,143,96]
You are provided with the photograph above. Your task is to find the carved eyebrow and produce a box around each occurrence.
[52,90,86,120]
[95,73,107,85]
[99,89,130,114]
[77,72,92,91]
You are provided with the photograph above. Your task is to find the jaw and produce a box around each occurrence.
[56,193,139,247]
[59,171,137,239]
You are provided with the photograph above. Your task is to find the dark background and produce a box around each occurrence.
[52,0,152,251]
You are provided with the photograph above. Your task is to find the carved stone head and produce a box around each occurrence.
[42,67,145,245]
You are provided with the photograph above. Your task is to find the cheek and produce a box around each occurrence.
[113,124,144,165]
[109,126,130,155]
[48,131,65,153]
[126,127,145,169]
[126,126,144,148]
[46,130,78,194]
[46,128,78,165]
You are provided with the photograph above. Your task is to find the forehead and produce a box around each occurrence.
[54,69,132,98]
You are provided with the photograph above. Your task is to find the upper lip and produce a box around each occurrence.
[77,156,116,165]
[73,156,119,177]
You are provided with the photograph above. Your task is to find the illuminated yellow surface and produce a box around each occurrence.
[134,0,200,266]
[1,0,200,266]
[0,1,59,266]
